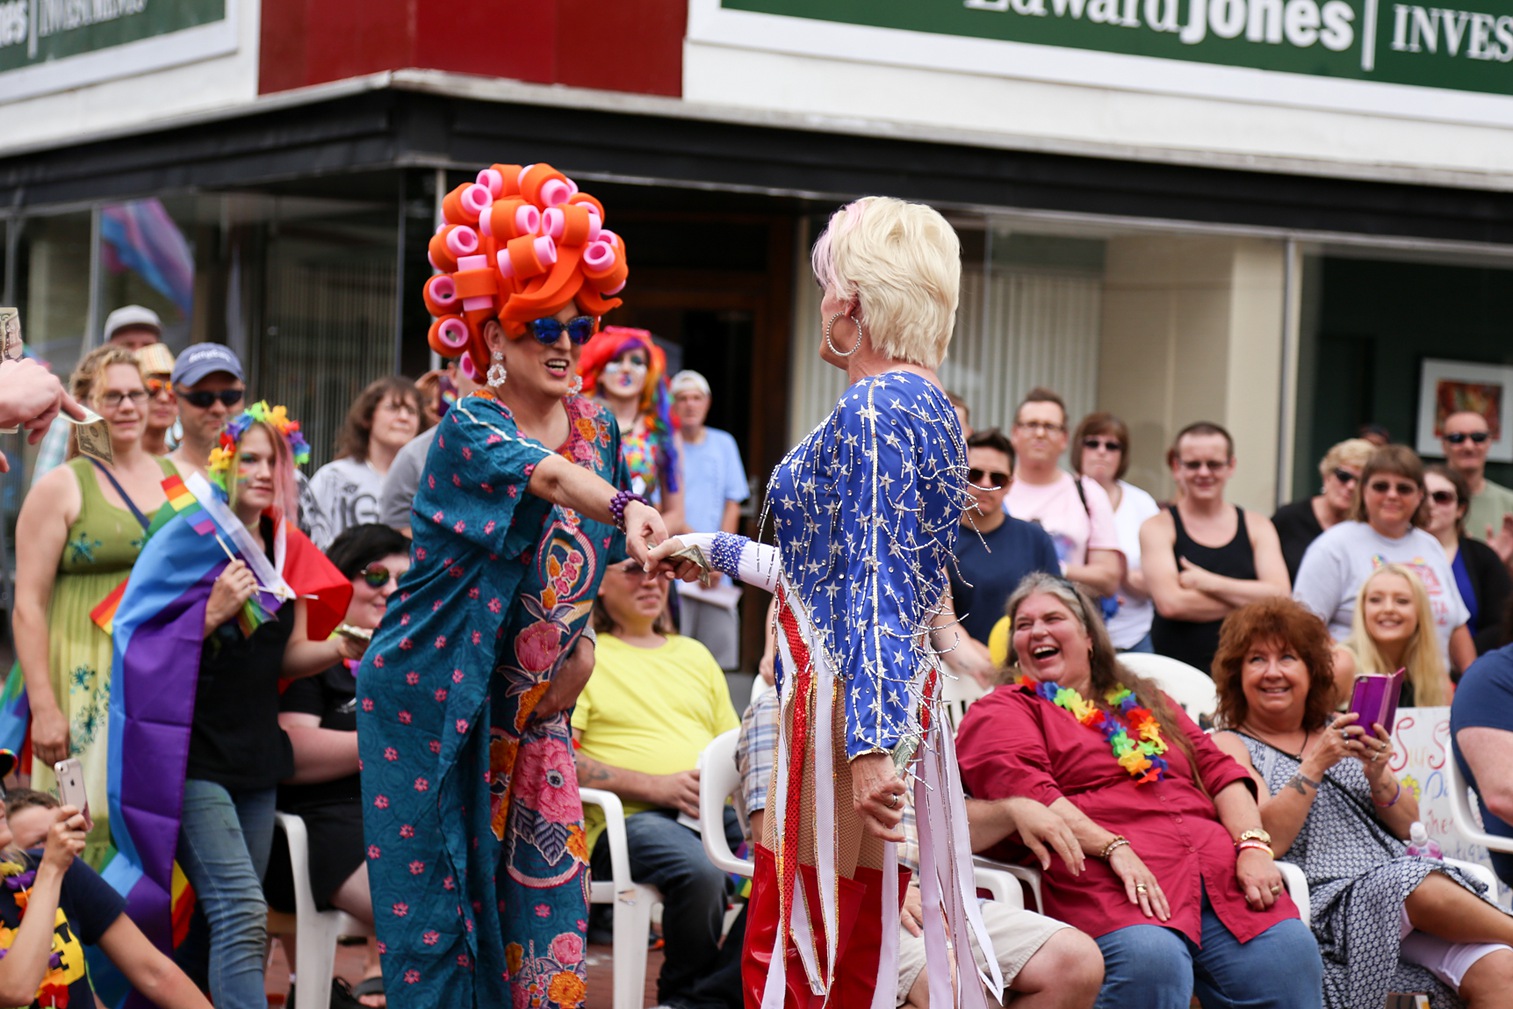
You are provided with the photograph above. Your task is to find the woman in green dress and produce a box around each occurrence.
[12,344,176,865]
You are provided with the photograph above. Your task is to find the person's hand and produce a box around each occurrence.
[1004,798,1083,876]
[333,631,369,663]
[901,878,924,937]
[204,560,257,634]
[657,769,701,819]
[1488,514,1513,566]
[621,501,667,567]
[757,650,776,687]
[1359,721,1395,781]
[852,751,906,842]
[533,635,595,722]
[1107,844,1170,921]
[1236,846,1283,910]
[1303,713,1363,776]
[1177,557,1214,593]
[0,358,84,440]
[30,705,70,768]
[644,536,712,584]
[40,806,86,873]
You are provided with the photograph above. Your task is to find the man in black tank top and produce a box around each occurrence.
[1139,422,1292,674]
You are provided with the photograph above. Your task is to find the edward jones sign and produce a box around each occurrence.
[722,0,1512,97]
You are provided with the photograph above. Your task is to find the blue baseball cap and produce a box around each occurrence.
[171,343,244,388]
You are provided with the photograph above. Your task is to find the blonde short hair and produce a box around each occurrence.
[811,197,961,369]
[1318,438,1376,482]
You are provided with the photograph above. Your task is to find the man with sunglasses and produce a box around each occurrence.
[1141,421,1290,673]
[951,427,1058,651]
[167,343,246,480]
[1441,411,1513,551]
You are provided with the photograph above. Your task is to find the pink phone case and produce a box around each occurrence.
[1349,669,1405,734]
[53,758,91,827]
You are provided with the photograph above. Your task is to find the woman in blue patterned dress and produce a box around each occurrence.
[356,163,666,1009]
[653,196,998,1009]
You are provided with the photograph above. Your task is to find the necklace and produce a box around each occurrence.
[0,859,69,1006]
[1017,677,1170,785]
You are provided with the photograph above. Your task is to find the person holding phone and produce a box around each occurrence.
[0,771,213,1009]
[1212,597,1513,1009]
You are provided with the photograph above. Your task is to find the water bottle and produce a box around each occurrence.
[1406,822,1443,860]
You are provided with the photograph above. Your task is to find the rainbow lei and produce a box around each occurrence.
[208,401,312,488]
[1017,676,1171,785]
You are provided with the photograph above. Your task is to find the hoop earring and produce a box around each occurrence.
[825,311,863,358]
[488,349,508,389]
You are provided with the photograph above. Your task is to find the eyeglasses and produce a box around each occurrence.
[1331,468,1359,485]
[1016,421,1065,435]
[99,390,149,409]
[145,377,173,398]
[178,388,245,409]
[525,316,597,345]
[1445,431,1490,445]
[358,565,398,588]
[1430,490,1459,506]
[1367,480,1418,496]
[1179,459,1229,472]
[1082,438,1122,453]
[968,468,1010,487]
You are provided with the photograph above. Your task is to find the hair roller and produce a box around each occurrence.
[544,204,601,246]
[519,164,573,208]
[428,228,460,273]
[566,192,604,219]
[478,199,540,242]
[442,183,493,225]
[458,351,481,381]
[429,316,473,354]
[475,168,504,197]
[498,234,557,280]
[423,275,459,316]
[490,164,524,198]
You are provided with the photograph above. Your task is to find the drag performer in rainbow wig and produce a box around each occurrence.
[356,163,666,1009]
[578,326,683,529]
[651,197,1000,1008]
[105,401,350,1009]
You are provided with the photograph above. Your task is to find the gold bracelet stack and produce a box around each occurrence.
[1099,836,1131,860]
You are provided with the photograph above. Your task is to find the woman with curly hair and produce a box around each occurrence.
[1212,597,1513,1009]
[357,162,666,1009]
[304,376,428,550]
[578,326,685,532]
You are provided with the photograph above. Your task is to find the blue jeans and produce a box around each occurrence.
[591,807,743,1009]
[1094,891,1322,1009]
[178,779,276,1009]
[1119,632,1155,654]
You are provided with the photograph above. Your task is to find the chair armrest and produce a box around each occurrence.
[1275,861,1310,925]
[580,787,637,902]
[971,855,1039,911]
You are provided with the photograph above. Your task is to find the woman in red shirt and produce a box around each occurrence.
[956,572,1323,1009]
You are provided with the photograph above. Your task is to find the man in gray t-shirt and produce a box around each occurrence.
[1442,410,1513,550]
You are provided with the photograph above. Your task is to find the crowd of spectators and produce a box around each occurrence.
[12,303,1513,1009]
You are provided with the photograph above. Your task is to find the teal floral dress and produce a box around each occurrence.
[357,393,626,1009]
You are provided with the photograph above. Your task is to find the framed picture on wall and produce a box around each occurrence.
[1416,358,1513,463]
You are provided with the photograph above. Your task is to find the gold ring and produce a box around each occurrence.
[1135,884,1148,893]
[1270,884,1282,895]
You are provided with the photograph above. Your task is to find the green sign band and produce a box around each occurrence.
[0,0,227,74]
[722,0,1513,98]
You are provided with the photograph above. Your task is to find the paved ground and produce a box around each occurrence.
[265,937,665,1009]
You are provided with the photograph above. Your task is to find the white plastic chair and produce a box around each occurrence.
[1444,737,1513,858]
[272,812,374,1009]
[698,729,752,877]
[581,787,662,1009]
[1117,652,1219,724]
[970,856,1040,912]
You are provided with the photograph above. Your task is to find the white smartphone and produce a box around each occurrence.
[52,758,92,830]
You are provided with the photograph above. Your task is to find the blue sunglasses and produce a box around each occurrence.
[526,316,597,345]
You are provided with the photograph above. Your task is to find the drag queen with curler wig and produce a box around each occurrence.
[577,326,684,532]
[356,162,667,1009]
[651,197,1000,1008]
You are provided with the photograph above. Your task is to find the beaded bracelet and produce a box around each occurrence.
[1100,836,1130,860]
[608,489,650,531]
[1236,840,1275,858]
[1372,779,1403,808]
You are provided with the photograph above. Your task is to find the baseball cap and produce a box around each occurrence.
[670,370,711,397]
[171,343,245,387]
[103,305,163,342]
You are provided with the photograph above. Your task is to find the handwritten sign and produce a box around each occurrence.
[1391,706,1510,908]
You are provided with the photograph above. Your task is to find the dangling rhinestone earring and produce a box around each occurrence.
[487,349,508,389]
[568,375,583,396]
